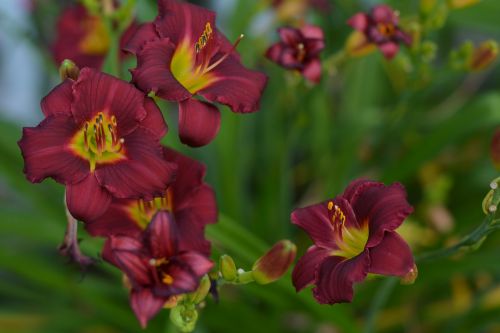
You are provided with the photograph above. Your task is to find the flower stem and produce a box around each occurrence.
[363,277,398,333]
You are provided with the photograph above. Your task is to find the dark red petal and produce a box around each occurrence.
[301,58,322,83]
[156,0,216,46]
[379,42,399,59]
[95,127,176,200]
[371,5,398,25]
[342,179,374,202]
[178,98,221,147]
[66,174,112,221]
[278,27,302,45]
[176,220,211,255]
[291,203,337,249]
[144,211,178,259]
[368,231,414,277]
[349,182,413,248]
[41,80,74,117]
[313,252,369,304]
[18,115,88,184]
[141,97,168,140]
[130,289,167,328]
[395,30,412,46]
[300,25,324,40]
[265,43,286,63]
[266,44,302,69]
[175,251,213,277]
[72,68,147,135]
[347,13,370,32]
[292,246,330,292]
[123,22,159,55]
[304,39,325,58]
[197,55,268,113]
[131,38,191,102]
[85,199,141,237]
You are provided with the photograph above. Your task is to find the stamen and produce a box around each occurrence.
[327,201,334,210]
[162,273,174,285]
[195,22,213,54]
[83,122,89,151]
[297,43,306,63]
[203,34,244,74]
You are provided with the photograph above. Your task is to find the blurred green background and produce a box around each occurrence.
[1,0,499,332]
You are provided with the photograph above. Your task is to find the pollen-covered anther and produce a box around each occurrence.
[149,257,169,267]
[162,273,174,285]
[195,22,213,54]
[297,43,306,62]
[378,23,396,37]
[82,112,124,157]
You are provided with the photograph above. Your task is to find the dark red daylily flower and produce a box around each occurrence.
[103,211,213,328]
[348,5,411,60]
[291,179,415,304]
[52,4,138,69]
[266,25,325,83]
[85,146,217,255]
[124,0,268,147]
[18,68,176,222]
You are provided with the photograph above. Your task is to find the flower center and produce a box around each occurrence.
[79,16,110,55]
[128,189,174,229]
[149,258,175,286]
[377,23,396,38]
[296,43,306,63]
[327,201,369,259]
[69,112,126,171]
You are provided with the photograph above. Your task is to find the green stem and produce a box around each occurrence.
[363,277,398,333]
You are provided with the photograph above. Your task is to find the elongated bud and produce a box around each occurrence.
[401,264,418,285]
[189,275,211,304]
[252,240,296,285]
[469,40,498,71]
[59,59,80,81]
[447,0,480,9]
[219,255,237,281]
[345,31,376,58]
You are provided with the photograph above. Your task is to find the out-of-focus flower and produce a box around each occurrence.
[52,4,138,69]
[252,240,296,284]
[103,211,213,328]
[348,5,412,59]
[18,68,176,221]
[265,25,325,83]
[447,0,480,9]
[125,0,268,147]
[291,179,415,304]
[85,147,217,255]
[469,40,498,72]
[492,128,500,170]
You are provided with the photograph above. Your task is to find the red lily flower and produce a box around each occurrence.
[124,0,268,147]
[348,5,411,60]
[52,4,138,69]
[265,25,325,84]
[291,179,415,304]
[103,211,213,328]
[85,146,217,255]
[18,68,176,221]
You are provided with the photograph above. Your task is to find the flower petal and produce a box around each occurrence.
[347,13,370,32]
[123,22,159,55]
[141,97,168,140]
[349,182,413,248]
[301,59,322,83]
[175,251,213,276]
[130,289,167,329]
[131,38,191,101]
[371,5,398,25]
[292,245,331,292]
[197,55,268,113]
[85,199,141,237]
[72,68,147,136]
[368,231,414,277]
[300,25,324,40]
[18,115,88,184]
[66,174,112,221]
[313,252,369,304]
[291,202,337,249]
[41,80,74,117]
[144,211,178,259]
[278,27,302,46]
[379,42,400,59]
[95,127,176,200]
[178,98,221,147]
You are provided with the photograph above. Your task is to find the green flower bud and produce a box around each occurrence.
[188,275,211,304]
[252,240,296,285]
[401,264,418,285]
[219,255,237,281]
[469,40,498,72]
[170,304,198,333]
[58,59,80,81]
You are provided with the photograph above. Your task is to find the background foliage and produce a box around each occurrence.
[0,0,499,332]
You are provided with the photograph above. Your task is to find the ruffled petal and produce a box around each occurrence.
[291,202,337,249]
[178,98,221,147]
[123,22,159,55]
[292,246,331,292]
[175,219,212,255]
[197,55,268,113]
[278,27,302,46]
[85,199,141,237]
[72,68,147,136]
[95,127,176,200]
[371,5,398,25]
[141,97,168,140]
[347,13,370,32]
[131,38,192,101]
[41,80,74,117]
[130,289,167,328]
[18,115,88,184]
[175,251,213,276]
[348,182,413,248]
[299,25,324,40]
[144,211,178,259]
[301,59,322,83]
[379,42,400,60]
[313,252,369,304]
[66,174,112,221]
[368,231,414,277]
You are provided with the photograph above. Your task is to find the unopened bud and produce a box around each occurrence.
[469,40,498,72]
[401,264,418,285]
[252,240,296,285]
[170,304,198,333]
[189,275,211,304]
[447,0,480,9]
[59,59,80,81]
[219,255,237,281]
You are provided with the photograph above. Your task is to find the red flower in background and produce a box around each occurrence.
[52,4,138,69]
[124,0,268,147]
[266,25,325,83]
[348,5,411,59]
[18,68,176,221]
[291,179,415,304]
[103,211,213,328]
[85,147,217,255]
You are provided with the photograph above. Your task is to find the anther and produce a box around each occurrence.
[328,201,334,210]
